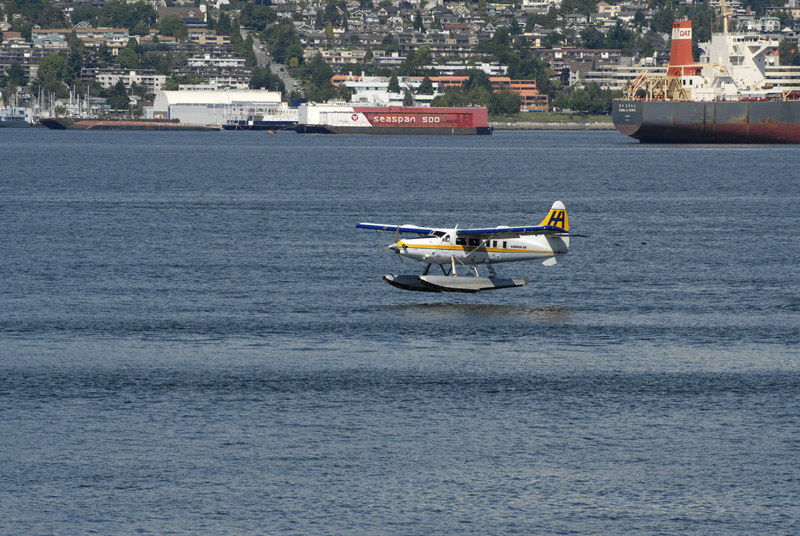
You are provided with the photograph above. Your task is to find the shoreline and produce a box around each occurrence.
[490,121,616,130]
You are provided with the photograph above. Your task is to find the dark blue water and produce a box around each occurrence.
[2,129,799,535]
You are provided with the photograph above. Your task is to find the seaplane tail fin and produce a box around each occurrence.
[538,201,568,232]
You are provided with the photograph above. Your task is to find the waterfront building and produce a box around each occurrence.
[149,88,282,125]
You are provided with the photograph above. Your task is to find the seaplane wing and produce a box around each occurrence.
[457,224,569,239]
[357,201,583,293]
[456,200,585,238]
[355,223,435,235]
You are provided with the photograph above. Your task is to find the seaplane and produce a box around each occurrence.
[357,200,583,293]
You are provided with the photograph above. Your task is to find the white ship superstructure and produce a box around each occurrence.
[691,30,781,100]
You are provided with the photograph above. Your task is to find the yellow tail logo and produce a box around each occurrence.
[539,209,568,231]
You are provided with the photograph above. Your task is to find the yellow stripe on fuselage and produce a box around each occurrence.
[397,243,552,254]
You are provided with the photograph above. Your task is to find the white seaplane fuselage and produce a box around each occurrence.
[392,232,568,265]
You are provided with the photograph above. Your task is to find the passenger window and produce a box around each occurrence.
[456,238,465,246]
[468,238,479,246]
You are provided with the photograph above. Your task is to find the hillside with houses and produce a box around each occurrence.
[3,0,800,117]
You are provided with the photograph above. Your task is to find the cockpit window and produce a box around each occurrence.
[443,234,450,242]
[431,231,445,237]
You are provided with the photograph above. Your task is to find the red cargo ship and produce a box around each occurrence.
[295,105,492,135]
[612,20,800,143]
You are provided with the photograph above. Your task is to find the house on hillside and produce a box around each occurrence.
[157,6,208,28]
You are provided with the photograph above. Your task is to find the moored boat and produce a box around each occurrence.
[0,106,34,128]
[40,117,220,131]
[613,19,800,143]
[295,104,492,135]
[221,102,299,131]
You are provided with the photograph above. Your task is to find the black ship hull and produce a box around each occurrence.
[613,100,800,144]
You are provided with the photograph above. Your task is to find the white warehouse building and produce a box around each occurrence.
[148,88,282,125]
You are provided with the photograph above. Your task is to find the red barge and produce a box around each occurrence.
[295,105,492,135]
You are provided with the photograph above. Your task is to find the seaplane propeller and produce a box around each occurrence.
[380,226,401,252]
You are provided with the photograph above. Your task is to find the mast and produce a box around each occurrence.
[722,0,728,36]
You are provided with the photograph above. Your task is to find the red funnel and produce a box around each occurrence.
[667,20,701,76]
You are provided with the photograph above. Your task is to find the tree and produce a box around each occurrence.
[492,27,511,50]
[163,74,204,91]
[641,38,655,59]
[413,45,432,67]
[107,79,130,111]
[650,6,675,34]
[465,69,492,93]
[469,85,491,107]
[325,22,334,47]
[580,26,605,49]
[552,91,571,112]
[323,0,342,26]
[403,89,413,106]
[266,18,302,64]
[336,83,352,102]
[141,50,172,74]
[240,4,277,31]
[249,66,284,91]
[286,43,304,66]
[779,39,800,66]
[413,10,423,32]
[381,34,399,53]
[417,75,434,95]
[564,83,618,116]
[71,4,98,25]
[6,62,26,87]
[387,73,400,93]
[568,88,593,116]
[430,95,448,107]
[96,44,112,68]
[132,20,150,37]
[217,12,233,36]
[543,31,563,49]
[66,33,85,85]
[489,89,522,115]
[301,53,336,102]
[243,34,257,67]
[37,55,68,84]
[605,21,633,53]
[633,9,646,28]
[99,2,157,32]
[159,14,188,41]
[118,47,139,69]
